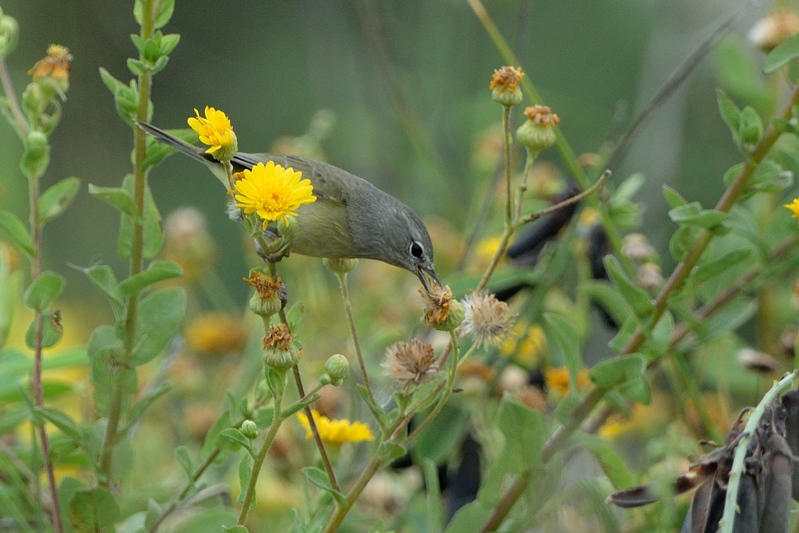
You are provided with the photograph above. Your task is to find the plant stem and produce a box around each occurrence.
[335,271,373,399]
[237,382,284,525]
[720,370,798,533]
[0,58,29,137]
[99,0,155,486]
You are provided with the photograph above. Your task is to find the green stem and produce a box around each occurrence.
[335,271,373,399]
[237,380,284,525]
[99,0,155,486]
[502,105,513,224]
[403,329,460,446]
[720,371,798,533]
[0,58,29,137]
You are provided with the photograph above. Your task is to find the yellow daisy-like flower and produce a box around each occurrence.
[234,161,316,228]
[297,410,374,445]
[784,197,799,223]
[544,366,591,397]
[187,106,237,156]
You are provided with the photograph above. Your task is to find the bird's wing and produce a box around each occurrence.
[232,153,350,207]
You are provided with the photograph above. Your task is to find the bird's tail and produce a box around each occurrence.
[135,120,211,166]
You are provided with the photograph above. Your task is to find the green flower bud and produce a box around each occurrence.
[0,14,19,58]
[21,130,50,177]
[323,257,359,275]
[489,66,524,107]
[516,105,560,157]
[22,82,44,116]
[240,420,259,440]
[323,354,349,386]
[738,107,763,145]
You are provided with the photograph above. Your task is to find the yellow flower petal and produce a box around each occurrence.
[297,410,374,444]
[234,161,316,227]
[188,106,236,155]
[784,197,799,222]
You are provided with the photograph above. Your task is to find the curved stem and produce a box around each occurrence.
[335,271,373,399]
[237,382,284,525]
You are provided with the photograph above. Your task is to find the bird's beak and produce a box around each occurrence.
[416,264,441,293]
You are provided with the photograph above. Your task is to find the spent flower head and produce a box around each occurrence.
[382,339,438,391]
[490,66,524,106]
[262,323,299,370]
[785,197,799,223]
[28,44,72,98]
[188,106,238,161]
[749,10,799,52]
[296,410,374,444]
[419,284,464,331]
[461,291,516,349]
[234,161,316,228]
[244,269,285,317]
[517,105,560,156]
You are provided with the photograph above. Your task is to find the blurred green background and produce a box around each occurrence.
[0,0,754,318]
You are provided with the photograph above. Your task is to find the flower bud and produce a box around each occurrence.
[323,257,359,275]
[490,66,524,107]
[516,105,560,157]
[211,129,238,163]
[262,323,299,371]
[0,13,19,58]
[21,130,50,177]
[240,420,259,440]
[323,354,349,386]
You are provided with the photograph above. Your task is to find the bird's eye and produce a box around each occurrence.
[410,241,424,258]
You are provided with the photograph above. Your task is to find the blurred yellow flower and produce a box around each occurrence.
[187,106,236,155]
[500,324,547,366]
[297,410,374,445]
[544,366,591,396]
[784,197,799,222]
[234,161,316,228]
[184,312,249,355]
[476,236,503,263]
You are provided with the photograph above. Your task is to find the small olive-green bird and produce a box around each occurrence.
[138,122,440,289]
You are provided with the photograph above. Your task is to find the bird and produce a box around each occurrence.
[137,121,440,290]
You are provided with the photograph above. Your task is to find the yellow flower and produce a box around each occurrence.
[544,366,591,397]
[500,324,547,366]
[785,197,799,223]
[234,161,316,227]
[184,312,249,356]
[296,410,374,444]
[187,106,237,156]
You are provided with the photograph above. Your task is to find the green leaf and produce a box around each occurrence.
[68,488,120,532]
[88,184,141,220]
[412,404,469,464]
[668,203,727,229]
[24,271,65,310]
[765,31,799,73]
[717,89,741,145]
[117,260,182,298]
[589,355,646,389]
[218,428,250,452]
[25,310,63,349]
[662,185,688,209]
[117,176,163,260]
[34,406,82,441]
[579,280,631,326]
[644,311,674,360]
[153,0,175,28]
[130,288,185,365]
[127,57,148,76]
[175,446,194,480]
[223,526,250,533]
[603,256,652,318]
[576,434,634,489]
[128,380,171,424]
[159,33,180,55]
[356,383,390,429]
[87,325,129,416]
[302,467,347,507]
[694,248,751,282]
[669,225,702,261]
[83,265,123,318]
[39,177,80,223]
[285,302,305,332]
[495,395,544,473]
[0,209,34,256]
[542,313,582,386]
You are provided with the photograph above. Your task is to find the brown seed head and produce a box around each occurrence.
[382,339,438,391]
[244,270,283,299]
[263,323,293,351]
[489,66,524,93]
[523,105,560,126]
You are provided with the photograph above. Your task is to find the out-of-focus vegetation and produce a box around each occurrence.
[3,0,799,532]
